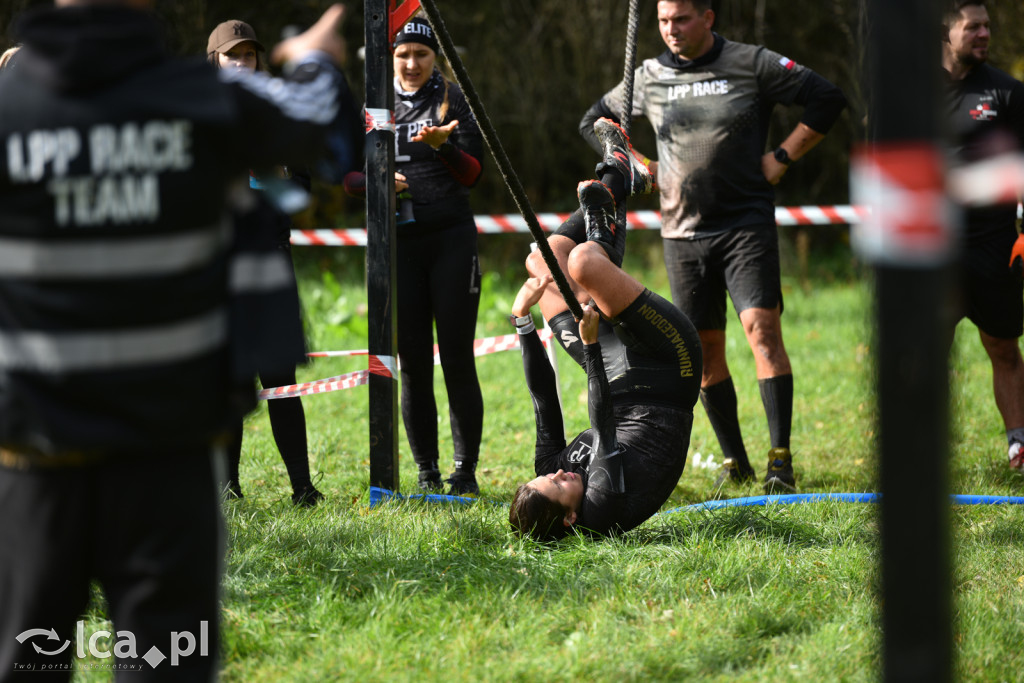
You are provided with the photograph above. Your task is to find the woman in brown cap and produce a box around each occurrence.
[207,19,324,507]
[207,19,266,71]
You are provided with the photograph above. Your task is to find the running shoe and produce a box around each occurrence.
[418,469,443,492]
[291,485,325,508]
[1009,441,1024,470]
[577,179,618,249]
[594,117,654,196]
[763,447,797,493]
[445,472,479,497]
[712,457,756,489]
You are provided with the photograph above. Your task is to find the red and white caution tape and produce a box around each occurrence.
[261,329,552,400]
[289,206,867,246]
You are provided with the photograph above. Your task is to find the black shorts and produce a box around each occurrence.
[663,224,782,331]
[602,289,703,409]
[958,232,1024,339]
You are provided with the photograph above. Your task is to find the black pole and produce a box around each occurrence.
[858,1,952,681]
[417,0,584,321]
[365,0,400,493]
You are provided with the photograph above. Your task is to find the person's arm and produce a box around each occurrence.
[512,276,567,461]
[762,70,847,185]
[578,306,624,495]
[224,6,360,180]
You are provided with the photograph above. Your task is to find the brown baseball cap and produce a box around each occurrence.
[207,20,266,55]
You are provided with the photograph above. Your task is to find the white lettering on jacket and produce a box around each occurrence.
[5,121,193,227]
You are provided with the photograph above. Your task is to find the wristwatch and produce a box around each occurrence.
[773,147,792,165]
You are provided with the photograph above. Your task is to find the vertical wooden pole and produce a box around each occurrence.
[365,0,400,492]
[855,1,952,681]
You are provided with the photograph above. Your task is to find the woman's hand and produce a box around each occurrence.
[578,304,599,345]
[395,172,408,193]
[413,121,459,150]
[512,274,552,318]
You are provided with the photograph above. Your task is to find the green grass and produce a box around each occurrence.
[75,238,1024,681]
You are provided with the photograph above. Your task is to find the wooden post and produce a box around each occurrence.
[365,0,400,492]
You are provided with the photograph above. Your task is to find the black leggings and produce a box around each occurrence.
[228,364,311,494]
[397,220,483,468]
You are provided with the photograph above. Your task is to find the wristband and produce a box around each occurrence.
[509,314,535,335]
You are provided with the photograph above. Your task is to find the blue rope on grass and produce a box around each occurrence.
[369,486,490,508]
[663,492,1024,515]
[370,487,1024,512]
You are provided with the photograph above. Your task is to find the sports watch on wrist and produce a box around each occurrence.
[773,147,792,165]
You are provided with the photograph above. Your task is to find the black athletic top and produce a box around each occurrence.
[394,70,483,232]
[943,62,1024,245]
[0,5,355,457]
[520,290,701,536]
[580,34,847,239]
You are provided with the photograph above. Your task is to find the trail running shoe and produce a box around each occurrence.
[712,457,757,489]
[1009,441,1024,470]
[763,447,796,494]
[445,473,480,497]
[577,179,618,249]
[594,117,654,196]
[291,485,325,508]
[418,469,443,492]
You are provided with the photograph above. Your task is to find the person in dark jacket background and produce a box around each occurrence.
[207,18,326,507]
[0,2,353,679]
[941,0,1024,470]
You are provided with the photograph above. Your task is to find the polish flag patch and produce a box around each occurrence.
[779,56,796,70]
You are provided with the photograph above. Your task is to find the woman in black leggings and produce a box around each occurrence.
[348,17,484,494]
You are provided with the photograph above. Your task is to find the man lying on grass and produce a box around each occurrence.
[508,122,702,539]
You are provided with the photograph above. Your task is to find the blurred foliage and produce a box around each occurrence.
[3,0,1024,245]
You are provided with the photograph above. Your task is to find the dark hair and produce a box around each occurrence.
[509,483,572,541]
[662,0,714,12]
[207,46,266,72]
[943,0,985,28]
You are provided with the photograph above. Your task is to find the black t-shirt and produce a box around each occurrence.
[943,63,1024,245]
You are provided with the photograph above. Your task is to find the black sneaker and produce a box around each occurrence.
[291,485,324,508]
[712,457,756,489]
[577,179,617,248]
[763,447,796,493]
[594,117,654,196]
[418,470,443,492]
[445,473,480,497]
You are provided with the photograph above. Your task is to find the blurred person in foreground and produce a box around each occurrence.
[941,0,1024,470]
[0,1,353,679]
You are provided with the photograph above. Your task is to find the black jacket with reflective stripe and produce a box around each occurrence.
[0,5,349,456]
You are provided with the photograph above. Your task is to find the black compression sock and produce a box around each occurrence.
[548,310,587,369]
[699,377,752,469]
[600,170,627,205]
[758,374,793,449]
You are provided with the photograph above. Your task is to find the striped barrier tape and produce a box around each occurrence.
[289,205,870,246]
[261,329,552,400]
